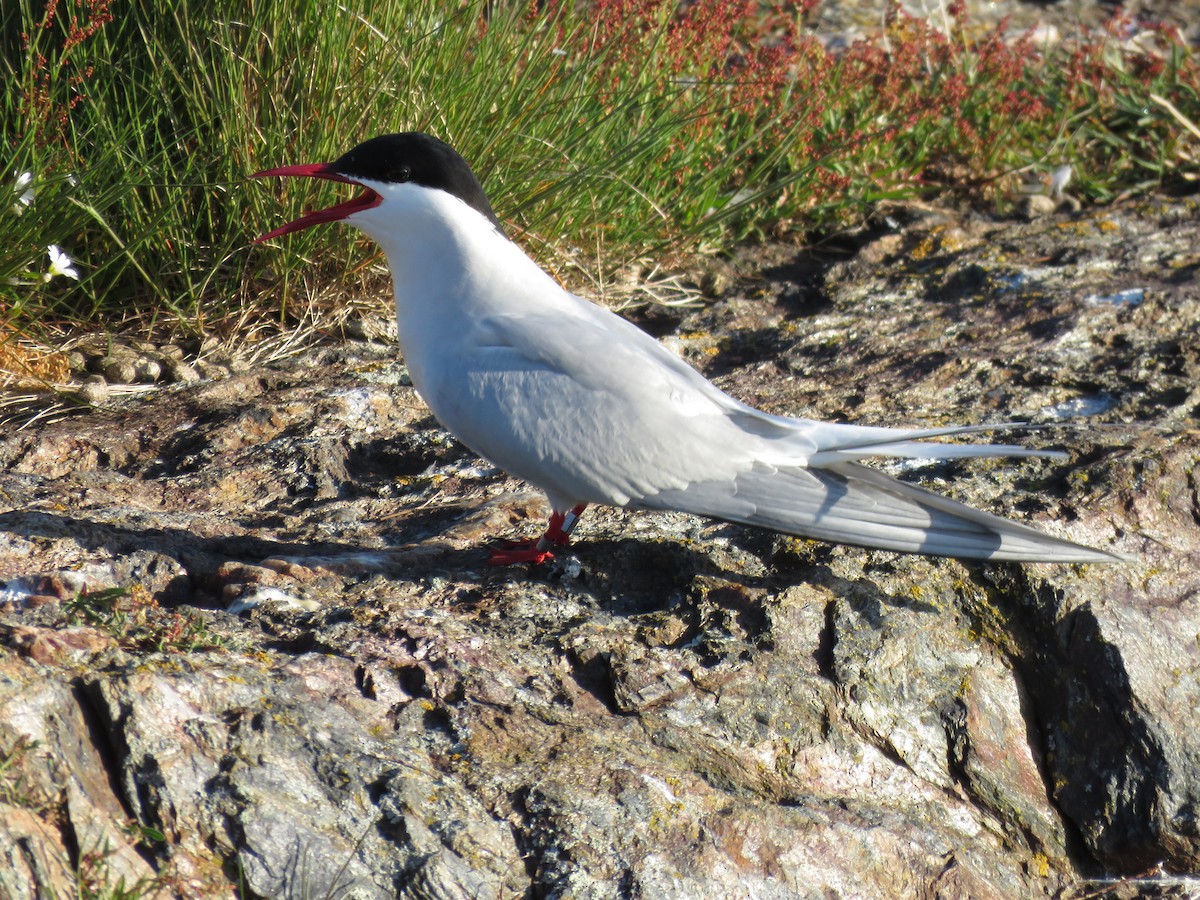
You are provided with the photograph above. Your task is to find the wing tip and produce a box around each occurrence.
[978,544,1133,564]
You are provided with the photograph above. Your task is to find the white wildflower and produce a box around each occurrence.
[12,171,35,213]
[44,245,80,281]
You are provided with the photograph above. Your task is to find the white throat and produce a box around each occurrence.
[342,180,564,391]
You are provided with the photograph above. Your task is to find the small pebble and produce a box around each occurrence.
[164,359,201,383]
[1018,194,1057,220]
[78,376,109,404]
[1083,288,1145,307]
[135,357,162,382]
[344,316,397,342]
[196,360,231,379]
[700,269,730,297]
[103,358,138,384]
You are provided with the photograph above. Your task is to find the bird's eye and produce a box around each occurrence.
[394,165,412,183]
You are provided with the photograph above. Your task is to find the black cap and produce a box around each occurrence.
[330,133,500,227]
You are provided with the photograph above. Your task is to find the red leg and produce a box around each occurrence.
[489,504,588,566]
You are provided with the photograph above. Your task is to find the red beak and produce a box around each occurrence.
[252,163,382,243]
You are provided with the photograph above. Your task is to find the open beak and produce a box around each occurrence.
[252,163,382,243]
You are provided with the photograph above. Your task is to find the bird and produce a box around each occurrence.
[254,132,1124,566]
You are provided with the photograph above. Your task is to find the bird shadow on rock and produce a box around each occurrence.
[0,509,388,607]
[547,523,950,634]
[524,536,718,616]
[722,522,950,610]
[1,503,959,641]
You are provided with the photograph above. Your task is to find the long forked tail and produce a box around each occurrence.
[639,459,1126,563]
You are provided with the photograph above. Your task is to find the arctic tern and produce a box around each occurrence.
[255,132,1122,565]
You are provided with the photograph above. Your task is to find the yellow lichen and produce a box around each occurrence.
[1031,853,1052,878]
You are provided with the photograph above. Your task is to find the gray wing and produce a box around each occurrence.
[425,302,782,508]
[637,459,1123,562]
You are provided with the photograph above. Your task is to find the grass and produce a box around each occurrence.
[0,0,1197,353]
[62,584,225,652]
[0,734,44,812]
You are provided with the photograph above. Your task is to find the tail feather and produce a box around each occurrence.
[808,441,1066,465]
[637,460,1124,563]
[800,421,1068,465]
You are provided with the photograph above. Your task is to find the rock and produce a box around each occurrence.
[163,358,201,383]
[66,350,88,375]
[195,359,231,380]
[0,656,157,895]
[6,624,117,665]
[77,375,109,404]
[343,314,399,343]
[0,804,76,900]
[134,357,162,382]
[0,196,1197,897]
[1017,193,1057,219]
[102,357,138,385]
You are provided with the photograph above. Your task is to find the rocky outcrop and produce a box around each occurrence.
[1,196,1197,897]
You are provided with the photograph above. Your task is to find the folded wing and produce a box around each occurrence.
[638,459,1121,562]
